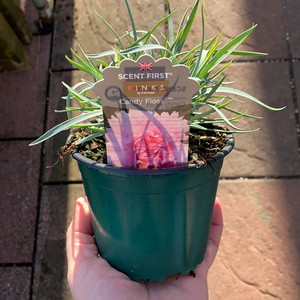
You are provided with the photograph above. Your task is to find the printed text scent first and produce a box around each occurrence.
[118,72,171,80]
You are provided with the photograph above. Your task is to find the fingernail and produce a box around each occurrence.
[77,197,86,204]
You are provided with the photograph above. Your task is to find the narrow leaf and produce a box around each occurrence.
[87,44,168,58]
[114,44,121,65]
[95,12,125,49]
[230,51,268,56]
[29,111,102,146]
[210,60,232,80]
[198,25,257,77]
[212,86,285,111]
[171,0,199,54]
[190,123,259,134]
[75,132,104,145]
[65,55,102,80]
[130,10,178,48]
[177,6,190,37]
[202,74,227,102]
[167,1,174,45]
[124,0,137,42]
[96,60,108,67]
[62,82,92,103]
[222,107,262,119]
[70,48,99,76]
[200,103,243,130]
[78,45,95,69]
[191,2,205,77]
[66,92,72,119]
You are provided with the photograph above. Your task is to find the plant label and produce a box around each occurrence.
[93,54,199,169]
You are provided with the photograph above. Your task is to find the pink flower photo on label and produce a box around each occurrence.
[105,110,189,169]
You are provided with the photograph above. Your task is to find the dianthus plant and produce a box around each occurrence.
[30,0,283,147]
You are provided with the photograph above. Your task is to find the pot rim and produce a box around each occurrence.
[69,132,234,175]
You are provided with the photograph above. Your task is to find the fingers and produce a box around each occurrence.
[66,197,99,285]
[66,196,97,252]
[202,197,223,271]
[72,197,94,235]
[211,197,223,227]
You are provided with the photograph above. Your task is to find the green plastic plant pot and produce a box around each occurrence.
[70,133,234,282]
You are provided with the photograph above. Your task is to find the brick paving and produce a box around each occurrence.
[0,0,300,299]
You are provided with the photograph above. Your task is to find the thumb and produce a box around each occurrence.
[66,197,99,284]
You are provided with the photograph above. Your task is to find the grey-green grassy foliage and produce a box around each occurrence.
[30,0,284,147]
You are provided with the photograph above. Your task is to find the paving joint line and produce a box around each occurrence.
[230,58,297,64]
[0,137,39,142]
[0,263,33,268]
[281,0,300,159]
[29,2,57,297]
[51,68,79,73]
[43,180,83,185]
[220,175,300,180]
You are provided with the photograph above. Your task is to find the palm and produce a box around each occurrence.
[67,198,223,300]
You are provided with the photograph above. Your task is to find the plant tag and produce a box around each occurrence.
[93,54,199,169]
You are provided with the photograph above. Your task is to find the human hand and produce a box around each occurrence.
[66,197,223,300]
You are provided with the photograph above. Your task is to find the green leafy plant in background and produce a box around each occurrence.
[29,0,284,147]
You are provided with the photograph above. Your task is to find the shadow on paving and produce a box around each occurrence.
[43,69,79,183]
[32,184,83,300]
[32,0,75,299]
